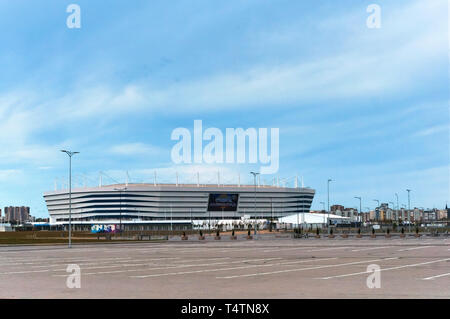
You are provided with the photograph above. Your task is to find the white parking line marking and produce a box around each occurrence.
[351,246,390,252]
[1,258,149,268]
[0,256,133,266]
[215,258,397,279]
[29,257,180,268]
[308,247,353,252]
[51,257,227,272]
[53,257,283,276]
[131,258,337,278]
[319,258,450,279]
[263,247,309,253]
[397,246,434,252]
[0,269,50,275]
[422,272,450,280]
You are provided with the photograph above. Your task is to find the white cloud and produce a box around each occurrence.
[109,142,165,156]
[0,0,444,133]
[0,0,444,153]
[0,169,23,182]
[413,124,449,137]
[38,166,53,170]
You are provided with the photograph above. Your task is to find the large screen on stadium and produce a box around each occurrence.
[207,193,239,211]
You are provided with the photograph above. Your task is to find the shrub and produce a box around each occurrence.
[199,230,203,237]
[372,228,375,235]
[387,228,390,234]
[232,230,235,236]
[316,228,320,236]
[248,229,251,236]
[216,230,220,237]
[358,228,361,234]
[330,228,333,235]
[401,227,404,234]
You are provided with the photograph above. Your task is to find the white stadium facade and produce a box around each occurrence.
[43,183,315,231]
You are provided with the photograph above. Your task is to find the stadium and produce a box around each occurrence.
[43,183,316,231]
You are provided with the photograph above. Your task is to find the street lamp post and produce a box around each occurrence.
[61,150,79,249]
[250,172,260,236]
[354,197,361,226]
[271,198,274,231]
[373,199,380,220]
[221,207,224,232]
[389,202,395,221]
[114,187,127,235]
[406,189,411,233]
[327,179,333,230]
[320,201,326,225]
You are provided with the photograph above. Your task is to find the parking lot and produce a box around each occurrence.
[0,236,449,298]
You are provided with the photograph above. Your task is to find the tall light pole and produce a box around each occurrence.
[61,150,79,248]
[373,199,380,222]
[406,189,411,232]
[327,179,333,228]
[271,197,274,230]
[296,198,299,234]
[250,172,260,236]
[406,189,411,210]
[114,187,127,234]
[320,201,326,226]
[389,201,395,221]
[170,203,173,232]
[354,197,361,225]
[395,193,399,210]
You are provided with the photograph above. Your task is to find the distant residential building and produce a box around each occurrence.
[422,209,437,222]
[436,209,446,220]
[4,206,30,223]
[330,205,358,221]
[330,205,344,212]
[361,211,371,222]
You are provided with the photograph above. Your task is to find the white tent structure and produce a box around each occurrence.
[191,213,351,230]
[279,213,351,227]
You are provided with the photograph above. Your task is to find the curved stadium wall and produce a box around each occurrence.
[43,183,315,229]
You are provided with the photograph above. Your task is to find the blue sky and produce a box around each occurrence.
[0,0,448,217]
